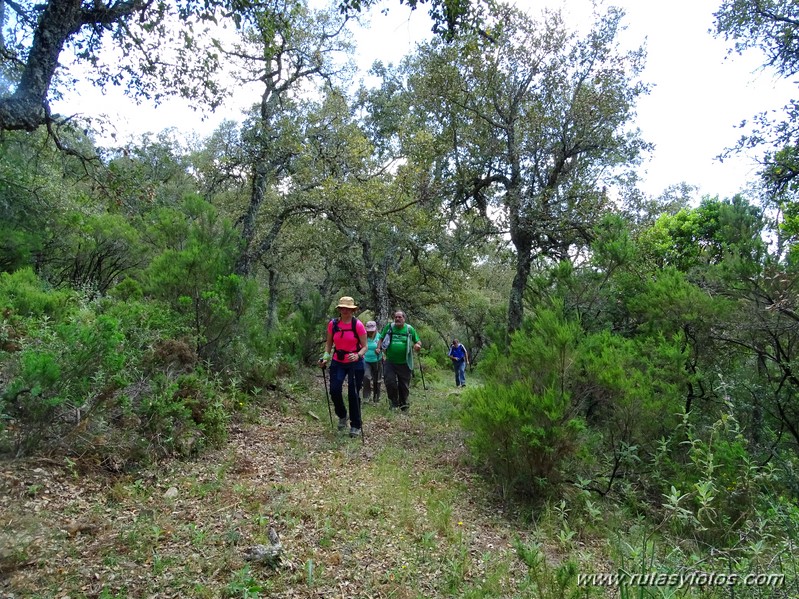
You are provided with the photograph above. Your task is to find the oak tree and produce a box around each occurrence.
[409,4,649,331]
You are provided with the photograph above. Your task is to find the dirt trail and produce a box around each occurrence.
[1,380,534,598]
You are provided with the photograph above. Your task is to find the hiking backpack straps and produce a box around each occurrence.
[382,322,413,348]
[331,318,362,361]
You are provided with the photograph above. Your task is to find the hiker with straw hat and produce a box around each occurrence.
[318,296,367,438]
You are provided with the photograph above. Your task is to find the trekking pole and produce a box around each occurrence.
[383,357,390,410]
[350,366,366,445]
[357,384,366,446]
[418,353,427,391]
[321,365,333,430]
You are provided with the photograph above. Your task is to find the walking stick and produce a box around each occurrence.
[357,379,366,446]
[349,364,366,445]
[321,365,333,430]
[383,357,391,410]
[418,354,427,391]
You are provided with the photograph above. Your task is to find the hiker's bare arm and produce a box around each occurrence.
[325,329,334,355]
[320,329,334,366]
[356,331,368,360]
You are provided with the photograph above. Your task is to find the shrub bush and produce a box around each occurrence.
[141,373,228,457]
[144,196,247,363]
[461,307,587,499]
[0,271,235,462]
[462,380,586,499]
[0,268,74,318]
[651,407,786,545]
[2,308,130,455]
[462,304,688,501]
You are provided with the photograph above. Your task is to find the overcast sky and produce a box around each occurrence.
[54,0,797,201]
[353,0,798,199]
[585,0,795,200]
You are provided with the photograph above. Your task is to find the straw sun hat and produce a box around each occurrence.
[336,296,358,310]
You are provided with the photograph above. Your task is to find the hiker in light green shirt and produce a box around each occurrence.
[363,320,382,404]
[380,310,421,412]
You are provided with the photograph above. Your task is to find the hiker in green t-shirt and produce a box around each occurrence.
[379,310,422,412]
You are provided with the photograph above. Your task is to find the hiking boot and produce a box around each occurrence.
[349,427,361,438]
[337,417,347,431]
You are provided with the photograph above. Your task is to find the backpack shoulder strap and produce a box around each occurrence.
[353,319,363,351]
[333,318,362,350]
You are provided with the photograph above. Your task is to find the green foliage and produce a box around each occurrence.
[278,291,329,365]
[2,307,130,455]
[103,130,197,212]
[462,307,587,499]
[513,538,582,599]
[610,491,799,599]
[409,2,648,330]
[480,306,583,390]
[714,1,799,207]
[638,196,765,275]
[49,211,143,294]
[462,380,586,499]
[108,276,144,302]
[0,131,77,273]
[591,213,637,269]
[714,0,799,78]
[0,265,239,461]
[463,303,688,501]
[144,196,249,360]
[224,565,265,597]
[0,268,73,318]
[101,297,185,353]
[650,407,782,544]
[577,331,685,443]
[626,268,718,337]
[0,227,42,273]
[142,373,229,457]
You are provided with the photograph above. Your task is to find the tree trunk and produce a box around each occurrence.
[369,263,392,326]
[362,236,397,327]
[234,165,269,276]
[507,250,533,334]
[265,267,279,334]
[1,0,83,130]
[1,0,147,131]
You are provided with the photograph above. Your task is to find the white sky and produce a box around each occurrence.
[53,0,797,201]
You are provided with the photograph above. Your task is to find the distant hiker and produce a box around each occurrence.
[319,296,367,437]
[362,320,382,404]
[379,310,422,412]
[448,338,469,387]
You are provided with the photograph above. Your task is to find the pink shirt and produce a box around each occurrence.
[328,318,367,362]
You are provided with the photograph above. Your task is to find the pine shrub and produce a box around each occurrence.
[462,380,586,499]
[461,306,587,499]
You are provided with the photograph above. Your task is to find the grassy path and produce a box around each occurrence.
[0,370,557,598]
